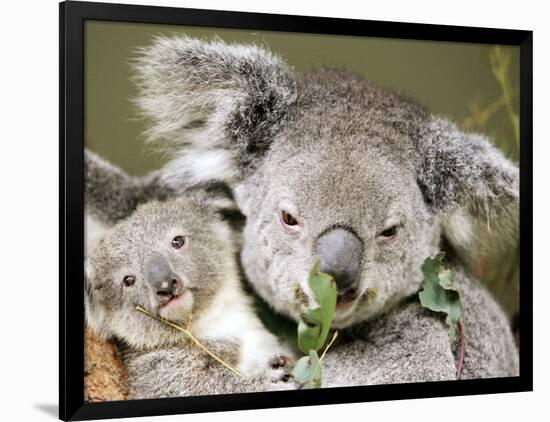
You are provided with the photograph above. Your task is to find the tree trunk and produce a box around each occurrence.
[84,327,129,402]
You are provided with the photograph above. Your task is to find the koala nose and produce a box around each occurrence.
[144,254,183,296]
[315,227,363,293]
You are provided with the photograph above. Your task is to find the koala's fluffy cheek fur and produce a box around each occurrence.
[238,201,310,321]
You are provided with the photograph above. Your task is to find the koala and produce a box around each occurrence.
[88,36,519,386]
[85,167,294,398]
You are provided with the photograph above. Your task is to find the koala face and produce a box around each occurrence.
[235,91,441,327]
[85,196,235,347]
[135,37,519,329]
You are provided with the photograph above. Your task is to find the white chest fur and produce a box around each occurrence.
[192,271,286,374]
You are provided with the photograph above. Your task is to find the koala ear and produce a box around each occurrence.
[85,149,164,225]
[133,36,297,189]
[416,117,519,266]
[84,257,110,341]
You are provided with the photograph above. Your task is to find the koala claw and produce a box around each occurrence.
[268,353,293,370]
[264,353,294,388]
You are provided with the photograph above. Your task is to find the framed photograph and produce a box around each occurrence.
[60,1,533,420]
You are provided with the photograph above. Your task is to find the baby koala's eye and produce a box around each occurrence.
[123,275,136,287]
[281,210,298,226]
[378,225,399,239]
[171,235,186,249]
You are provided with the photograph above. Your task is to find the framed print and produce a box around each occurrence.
[60,1,533,420]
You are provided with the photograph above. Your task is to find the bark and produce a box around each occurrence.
[84,327,129,402]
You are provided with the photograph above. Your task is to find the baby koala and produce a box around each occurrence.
[85,195,294,399]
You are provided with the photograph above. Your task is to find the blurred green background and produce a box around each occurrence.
[85,20,520,324]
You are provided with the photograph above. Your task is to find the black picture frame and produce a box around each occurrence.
[59,1,533,420]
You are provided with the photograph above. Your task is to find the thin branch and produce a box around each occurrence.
[135,306,241,376]
[490,47,520,146]
[462,90,518,131]
[319,331,339,362]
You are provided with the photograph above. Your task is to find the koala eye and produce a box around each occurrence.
[378,225,399,239]
[171,235,186,249]
[123,275,136,287]
[281,210,298,226]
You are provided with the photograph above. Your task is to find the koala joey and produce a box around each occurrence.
[87,36,520,386]
[85,178,294,398]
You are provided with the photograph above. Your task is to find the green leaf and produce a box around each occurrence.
[302,307,322,326]
[297,318,321,354]
[418,252,462,344]
[290,351,322,389]
[291,260,338,388]
[308,260,337,350]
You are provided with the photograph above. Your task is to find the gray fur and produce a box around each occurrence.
[323,269,518,386]
[85,195,294,398]
[96,36,519,386]
[121,342,291,399]
[133,35,297,188]
[85,149,176,226]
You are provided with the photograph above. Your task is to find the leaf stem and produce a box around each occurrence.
[135,306,241,376]
[319,331,339,362]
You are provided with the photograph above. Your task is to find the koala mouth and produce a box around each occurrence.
[158,289,194,321]
[334,289,357,316]
[160,292,183,307]
[159,289,191,308]
[336,288,357,305]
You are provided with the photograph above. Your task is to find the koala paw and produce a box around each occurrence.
[268,353,293,372]
[264,354,295,390]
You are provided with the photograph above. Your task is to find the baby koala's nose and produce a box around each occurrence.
[144,254,183,296]
[315,227,363,294]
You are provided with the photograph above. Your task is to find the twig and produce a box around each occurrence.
[319,331,339,362]
[490,47,520,146]
[462,94,512,130]
[135,306,241,376]
[455,321,465,380]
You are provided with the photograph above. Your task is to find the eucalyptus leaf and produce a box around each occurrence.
[302,307,322,326]
[290,351,322,389]
[291,260,338,388]
[308,260,337,350]
[298,319,321,354]
[418,252,462,344]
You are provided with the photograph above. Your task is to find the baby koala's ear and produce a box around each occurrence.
[416,117,519,267]
[84,257,111,341]
[133,36,297,190]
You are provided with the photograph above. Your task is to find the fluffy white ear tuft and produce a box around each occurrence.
[133,35,297,189]
[161,148,238,190]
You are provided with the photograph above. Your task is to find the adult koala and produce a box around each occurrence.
[101,36,520,386]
